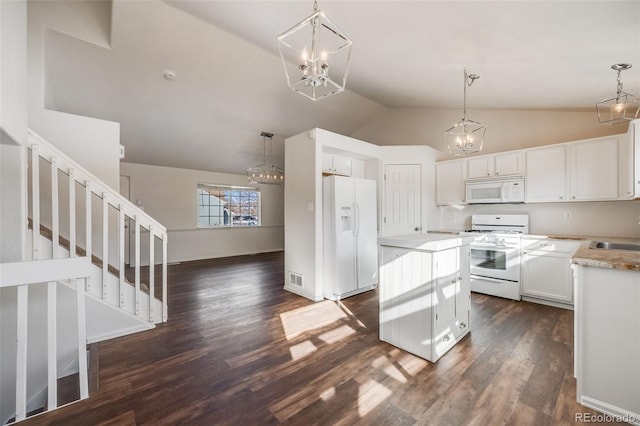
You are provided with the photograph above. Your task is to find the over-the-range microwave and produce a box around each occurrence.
[466,176,525,204]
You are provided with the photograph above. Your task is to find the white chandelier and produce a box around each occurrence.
[246,132,284,185]
[596,63,639,125]
[443,69,487,156]
[276,0,352,101]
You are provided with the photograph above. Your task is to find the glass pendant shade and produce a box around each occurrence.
[246,132,284,185]
[277,0,352,101]
[444,69,486,156]
[444,118,486,156]
[597,64,639,125]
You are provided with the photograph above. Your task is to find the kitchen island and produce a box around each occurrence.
[378,233,475,362]
[572,241,640,424]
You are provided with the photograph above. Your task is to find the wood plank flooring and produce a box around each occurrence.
[20,251,619,425]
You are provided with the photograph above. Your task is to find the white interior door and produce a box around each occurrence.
[119,175,132,266]
[383,164,422,236]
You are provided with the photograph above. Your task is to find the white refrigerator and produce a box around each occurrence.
[323,175,378,300]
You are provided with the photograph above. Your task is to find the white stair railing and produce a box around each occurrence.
[26,129,168,323]
[0,257,92,422]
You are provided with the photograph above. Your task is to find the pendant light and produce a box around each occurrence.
[277,0,352,101]
[246,132,284,185]
[596,63,639,125]
[443,69,487,156]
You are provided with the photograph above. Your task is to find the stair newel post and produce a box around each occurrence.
[31,144,40,260]
[51,156,59,259]
[134,216,141,316]
[118,205,125,308]
[162,234,168,322]
[47,280,58,410]
[85,180,92,291]
[102,193,109,300]
[15,284,28,421]
[76,276,89,400]
[69,168,76,257]
[149,224,155,322]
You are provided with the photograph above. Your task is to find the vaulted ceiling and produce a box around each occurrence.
[40,0,640,175]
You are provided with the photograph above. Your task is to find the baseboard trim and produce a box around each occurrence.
[580,396,640,425]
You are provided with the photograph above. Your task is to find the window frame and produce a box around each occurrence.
[196,183,261,228]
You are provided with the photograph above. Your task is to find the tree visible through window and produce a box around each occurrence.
[197,184,261,227]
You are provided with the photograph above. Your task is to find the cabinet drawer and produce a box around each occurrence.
[522,239,581,254]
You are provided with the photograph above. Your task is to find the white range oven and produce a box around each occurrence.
[461,214,529,300]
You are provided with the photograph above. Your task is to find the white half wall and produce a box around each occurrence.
[120,162,284,263]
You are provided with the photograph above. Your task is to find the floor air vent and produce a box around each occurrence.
[289,272,303,287]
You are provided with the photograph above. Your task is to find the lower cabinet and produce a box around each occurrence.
[379,244,470,362]
[520,239,580,307]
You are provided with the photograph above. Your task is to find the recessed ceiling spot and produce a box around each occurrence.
[163,70,176,81]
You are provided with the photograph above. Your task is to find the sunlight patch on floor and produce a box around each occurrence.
[318,324,356,345]
[357,379,392,417]
[320,387,336,401]
[371,355,408,384]
[279,301,348,340]
[289,340,317,360]
[390,348,428,376]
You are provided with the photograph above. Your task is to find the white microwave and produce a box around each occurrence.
[466,177,525,204]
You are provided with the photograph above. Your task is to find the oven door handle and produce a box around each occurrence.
[470,275,515,284]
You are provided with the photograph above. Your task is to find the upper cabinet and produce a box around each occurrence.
[436,159,466,205]
[526,145,568,202]
[620,120,639,199]
[322,153,352,176]
[567,136,619,201]
[467,151,524,179]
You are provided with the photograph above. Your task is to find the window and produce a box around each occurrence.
[197,184,261,227]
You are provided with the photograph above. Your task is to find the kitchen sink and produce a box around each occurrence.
[589,241,640,251]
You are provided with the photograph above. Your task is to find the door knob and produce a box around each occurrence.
[414,227,422,232]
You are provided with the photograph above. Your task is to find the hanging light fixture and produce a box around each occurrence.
[276,0,352,101]
[596,63,639,125]
[444,69,487,156]
[246,132,284,185]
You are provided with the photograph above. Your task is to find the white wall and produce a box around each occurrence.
[1,1,28,421]
[120,162,284,263]
[27,0,120,189]
[439,201,640,238]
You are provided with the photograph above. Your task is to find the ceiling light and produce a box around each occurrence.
[246,132,284,185]
[443,69,487,156]
[596,63,639,125]
[276,0,352,101]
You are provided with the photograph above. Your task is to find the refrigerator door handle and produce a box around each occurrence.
[353,202,360,237]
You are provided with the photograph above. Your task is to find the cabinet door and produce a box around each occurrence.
[379,247,433,360]
[495,151,524,176]
[332,155,352,176]
[467,156,493,179]
[455,245,470,335]
[525,145,567,202]
[569,137,618,201]
[434,248,460,356]
[521,250,573,304]
[322,153,334,174]
[436,160,466,205]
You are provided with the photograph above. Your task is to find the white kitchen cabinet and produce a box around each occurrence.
[322,153,352,176]
[574,264,640,422]
[568,136,619,201]
[521,238,580,307]
[467,152,524,179]
[620,119,639,199]
[525,145,568,202]
[379,241,470,362]
[436,159,466,205]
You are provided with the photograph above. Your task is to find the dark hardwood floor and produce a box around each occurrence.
[21,251,615,425]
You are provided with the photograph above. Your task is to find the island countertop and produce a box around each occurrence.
[378,233,475,252]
